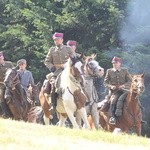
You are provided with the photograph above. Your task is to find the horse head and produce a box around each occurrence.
[83,53,104,77]
[69,54,85,86]
[29,82,40,106]
[4,66,20,89]
[131,73,145,96]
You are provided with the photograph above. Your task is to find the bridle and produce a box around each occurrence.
[6,69,20,89]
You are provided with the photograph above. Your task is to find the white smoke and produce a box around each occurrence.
[120,0,150,45]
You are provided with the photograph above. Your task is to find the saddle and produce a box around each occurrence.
[98,99,110,112]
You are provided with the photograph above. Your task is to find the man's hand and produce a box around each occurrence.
[49,66,56,72]
[118,85,125,90]
[110,85,117,90]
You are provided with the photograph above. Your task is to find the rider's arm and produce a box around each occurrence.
[44,47,54,70]
[29,71,35,86]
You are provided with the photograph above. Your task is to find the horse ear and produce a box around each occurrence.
[91,53,97,59]
[81,53,86,61]
[141,72,145,78]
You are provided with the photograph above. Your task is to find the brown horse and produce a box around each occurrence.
[99,73,145,135]
[27,82,41,106]
[4,67,44,124]
[39,80,54,125]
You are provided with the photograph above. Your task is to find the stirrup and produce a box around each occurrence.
[141,120,147,125]
[109,117,116,125]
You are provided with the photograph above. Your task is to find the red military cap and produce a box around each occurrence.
[67,40,77,46]
[111,56,122,63]
[52,32,63,39]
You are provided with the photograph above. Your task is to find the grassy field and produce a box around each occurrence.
[0,118,150,150]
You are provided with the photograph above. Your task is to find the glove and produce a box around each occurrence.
[49,66,56,72]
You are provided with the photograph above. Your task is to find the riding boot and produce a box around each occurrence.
[0,101,11,118]
[115,92,128,116]
[109,103,116,125]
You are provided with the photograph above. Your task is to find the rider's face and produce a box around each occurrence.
[19,63,27,70]
[112,61,121,69]
[53,38,63,46]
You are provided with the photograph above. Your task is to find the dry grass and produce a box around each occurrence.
[0,118,149,150]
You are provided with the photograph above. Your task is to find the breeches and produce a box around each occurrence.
[110,91,124,104]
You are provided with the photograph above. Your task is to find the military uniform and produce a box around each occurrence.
[104,56,131,124]
[44,44,72,72]
[44,32,73,110]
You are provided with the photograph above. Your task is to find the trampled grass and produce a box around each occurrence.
[0,118,150,150]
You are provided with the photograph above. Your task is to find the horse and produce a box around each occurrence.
[4,67,44,124]
[27,82,41,106]
[39,79,54,125]
[99,73,145,135]
[76,54,104,129]
[39,55,90,129]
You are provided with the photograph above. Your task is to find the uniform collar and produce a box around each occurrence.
[112,68,121,72]
[55,44,63,50]
[19,69,26,73]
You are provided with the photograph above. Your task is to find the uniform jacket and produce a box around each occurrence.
[0,61,13,82]
[104,67,131,92]
[44,44,73,70]
[17,69,35,90]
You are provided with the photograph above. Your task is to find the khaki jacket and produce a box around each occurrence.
[44,45,73,70]
[104,67,131,92]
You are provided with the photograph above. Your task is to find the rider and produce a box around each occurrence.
[17,59,35,91]
[104,56,131,125]
[66,40,80,57]
[44,32,73,111]
[0,51,14,118]
[17,59,39,105]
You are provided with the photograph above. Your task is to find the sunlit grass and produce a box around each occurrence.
[0,118,149,150]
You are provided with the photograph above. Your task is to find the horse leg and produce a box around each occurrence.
[87,115,94,129]
[43,114,50,125]
[99,112,108,130]
[7,100,22,120]
[75,112,82,129]
[57,113,66,127]
[91,104,99,130]
[78,107,90,129]
[64,106,79,129]
[135,124,141,136]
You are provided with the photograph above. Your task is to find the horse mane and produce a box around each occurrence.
[61,58,72,84]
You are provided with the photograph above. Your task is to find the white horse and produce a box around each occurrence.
[56,56,90,129]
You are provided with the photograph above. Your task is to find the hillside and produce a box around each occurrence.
[0,118,149,150]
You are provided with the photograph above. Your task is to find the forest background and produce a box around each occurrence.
[1,0,150,136]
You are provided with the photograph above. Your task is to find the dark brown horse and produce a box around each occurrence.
[4,67,44,124]
[99,73,145,135]
[27,82,41,106]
